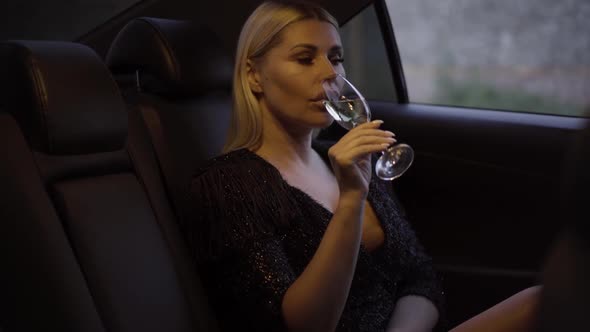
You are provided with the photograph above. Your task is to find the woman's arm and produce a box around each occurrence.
[283,120,395,332]
[377,184,445,331]
[281,191,364,332]
[191,122,395,332]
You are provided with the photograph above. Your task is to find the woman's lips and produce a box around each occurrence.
[310,93,327,102]
[311,100,327,110]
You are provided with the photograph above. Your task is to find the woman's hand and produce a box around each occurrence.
[328,120,396,197]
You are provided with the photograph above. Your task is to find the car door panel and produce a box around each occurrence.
[319,101,584,326]
[373,102,584,325]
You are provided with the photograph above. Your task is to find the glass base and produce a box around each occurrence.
[375,143,414,181]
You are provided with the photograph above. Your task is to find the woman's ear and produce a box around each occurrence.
[247,59,263,94]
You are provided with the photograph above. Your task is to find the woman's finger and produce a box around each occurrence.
[330,143,389,167]
[336,120,384,144]
[337,128,395,148]
[332,136,396,154]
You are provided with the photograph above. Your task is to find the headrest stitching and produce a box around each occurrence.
[28,55,52,152]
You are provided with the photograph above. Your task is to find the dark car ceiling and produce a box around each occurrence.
[79,0,373,59]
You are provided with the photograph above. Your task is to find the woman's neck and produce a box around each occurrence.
[254,114,316,172]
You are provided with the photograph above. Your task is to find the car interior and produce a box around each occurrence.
[1,0,588,331]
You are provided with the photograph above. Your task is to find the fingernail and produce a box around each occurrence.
[372,120,384,124]
[387,131,396,136]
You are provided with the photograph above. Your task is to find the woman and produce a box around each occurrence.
[185,1,539,331]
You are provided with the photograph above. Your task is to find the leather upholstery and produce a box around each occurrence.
[51,173,193,331]
[105,20,232,329]
[0,40,217,331]
[0,112,106,332]
[106,17,232,98]
[0,41,127,155]
[106,17,232,223]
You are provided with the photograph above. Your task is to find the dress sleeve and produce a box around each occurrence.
[379,181,447,329]
[206,236,296,330]
[395,213,445,312]
[183,155,298,331]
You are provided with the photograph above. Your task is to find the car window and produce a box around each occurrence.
[339,4,398,102]
[386,0,590,116]
[0,0,142,41]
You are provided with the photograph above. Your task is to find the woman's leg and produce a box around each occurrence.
[449,285,542,332]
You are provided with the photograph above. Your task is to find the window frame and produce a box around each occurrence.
[373,0,409,103]
[338,0,405,103]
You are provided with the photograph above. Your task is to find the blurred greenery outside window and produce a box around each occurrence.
[385,0,590,116]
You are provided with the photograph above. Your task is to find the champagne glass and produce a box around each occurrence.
[322,74,414,181]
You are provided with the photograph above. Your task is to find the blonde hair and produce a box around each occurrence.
[223,0,338,153]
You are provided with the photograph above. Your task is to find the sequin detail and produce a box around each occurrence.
[185,141,445,332]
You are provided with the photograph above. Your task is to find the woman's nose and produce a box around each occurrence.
[318,57,338,81]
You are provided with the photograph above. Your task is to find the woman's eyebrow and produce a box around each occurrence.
[289,44,343,53]
[290,44,317,51]
[329,45,343,54]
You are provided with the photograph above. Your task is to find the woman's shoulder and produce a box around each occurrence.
[190,148,286,208]
[194,148,261,178]
[188,148,296,256]
[191,148,291,205]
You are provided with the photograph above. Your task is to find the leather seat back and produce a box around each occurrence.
[106,18,233,225]
[0,40,216,332]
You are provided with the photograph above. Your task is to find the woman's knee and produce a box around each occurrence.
[449,285,543,332]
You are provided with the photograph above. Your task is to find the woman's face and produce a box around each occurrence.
[249,19,344,131]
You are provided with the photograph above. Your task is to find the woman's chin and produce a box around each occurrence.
[313,114,335,129]
[321,117,335,128]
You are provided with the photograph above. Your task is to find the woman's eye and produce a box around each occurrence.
[297,57,314,65]
[330,57,344,65]
[295,56,343,66]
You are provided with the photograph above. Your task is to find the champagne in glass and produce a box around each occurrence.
[324,98,369,130]
[322,74,414,180]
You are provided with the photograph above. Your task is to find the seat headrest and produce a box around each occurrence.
[0,41,127,155]
[106,17,233,98]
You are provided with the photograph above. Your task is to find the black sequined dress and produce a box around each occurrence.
[184,141,445,332]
